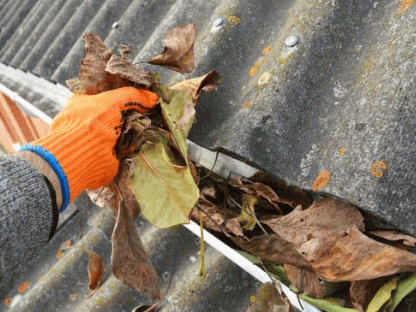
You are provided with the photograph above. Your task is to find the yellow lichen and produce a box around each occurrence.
[312,170,330,191]
[370,160,387,177]
[227,15,241,25]
[258,71,272,85]
[339,147,347,155]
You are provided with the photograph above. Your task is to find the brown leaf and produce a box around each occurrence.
[118,44,132,58]
[264,197,365,248]
[87,250,104,290]
[148,24,198,73]
[170,71,221,130]
[231,235,313,269]
[299,225,416,281]
[106,54,156,88]
[70,33,132,95]
[111,198,161,299]
[369,230,416,247]
[349,278,389,312]
[284,264,325,299]
[191,194,243,237]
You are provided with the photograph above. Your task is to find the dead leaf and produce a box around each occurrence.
[265,197,364,248]
[191,194,243,236]
[17,281,31,293]
[105,54,156,88]
[370,230,416,247]
[170,71,221,132]
[118,44,132,58]
[87,250,104,290]
[247,282,294,312]
[132,301,161,312]
[148,24,198,73]
[350,278,389,312]
[111,197,161,298]
[240,194,258,231]
[70,33,132,95]
[232,235,313,269]
[284,264,326,299]
[312,170,330,191]
[299,225,416,281]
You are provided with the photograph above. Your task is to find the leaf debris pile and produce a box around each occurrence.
[69,24,416,311]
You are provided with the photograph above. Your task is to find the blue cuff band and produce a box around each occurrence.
[20,144,70,212]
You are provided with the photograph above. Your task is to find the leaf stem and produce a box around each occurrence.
[198,209,207,279]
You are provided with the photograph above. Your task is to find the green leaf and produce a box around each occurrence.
[300,294,360,312]
[129,140,199,228]
[160,88,194,161]
[366,277,397,312]
[384,273,416,312]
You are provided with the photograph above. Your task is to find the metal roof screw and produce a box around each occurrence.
[285,36,298,47]
[213,18,223,27]
[112,22,119,29]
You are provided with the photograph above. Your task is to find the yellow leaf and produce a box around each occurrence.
[366,277,397,312]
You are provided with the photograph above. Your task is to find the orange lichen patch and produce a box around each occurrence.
[312,170,330,191]
[227,15,241,25]
[399,0,413,13]
[370,160,387,177]
[4,297,11,306]
[262,45,272,54]
[339,147,347,155]
[17,281,31,293]
[249,56,266,77]
[243,101,251,109]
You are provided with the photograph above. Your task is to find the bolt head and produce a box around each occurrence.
[285,36,298,47]
[213,18,223,27]
[112,22,119,29]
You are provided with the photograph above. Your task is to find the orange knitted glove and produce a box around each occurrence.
[20,87,158,211]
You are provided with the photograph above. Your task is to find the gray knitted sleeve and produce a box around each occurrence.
[0,155,56,298]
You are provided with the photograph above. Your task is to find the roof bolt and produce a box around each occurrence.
[285,36,298,47]
[213,18,223,27]
[112,22,119,29]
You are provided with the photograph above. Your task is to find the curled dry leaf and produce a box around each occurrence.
[283,264,326,299]
[106,54,156,88]
[369,230,416,247]
[118,44,132,58]
[148,23,198,73]
[299,225,416,282]
[264,197,365,248]
[231,235,313,269]
[169,71,221,135]
[111,198,161,299]
[55,239,73,259]
[69,33,132,95]
[87,250,104,290]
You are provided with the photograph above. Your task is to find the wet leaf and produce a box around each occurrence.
[247,282,294,312]
[148,24,197,74]
[299,225,416,282]
[87,250,104,290]
[384,272,416,312]
[300,294,360,312]
[106,54,156,88]
[265,197,364,248]
[284,264,326,299]
[369,231,416,247]
[350,278,389,312]
[231,234,313,269]
[70,33,132,95]
[111,197,161,298]
[129,140,199,228]
[366,277,397,312]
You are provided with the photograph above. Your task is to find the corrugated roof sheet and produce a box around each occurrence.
[1,0,416,310]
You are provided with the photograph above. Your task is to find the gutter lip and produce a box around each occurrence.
[0,80,321,312]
